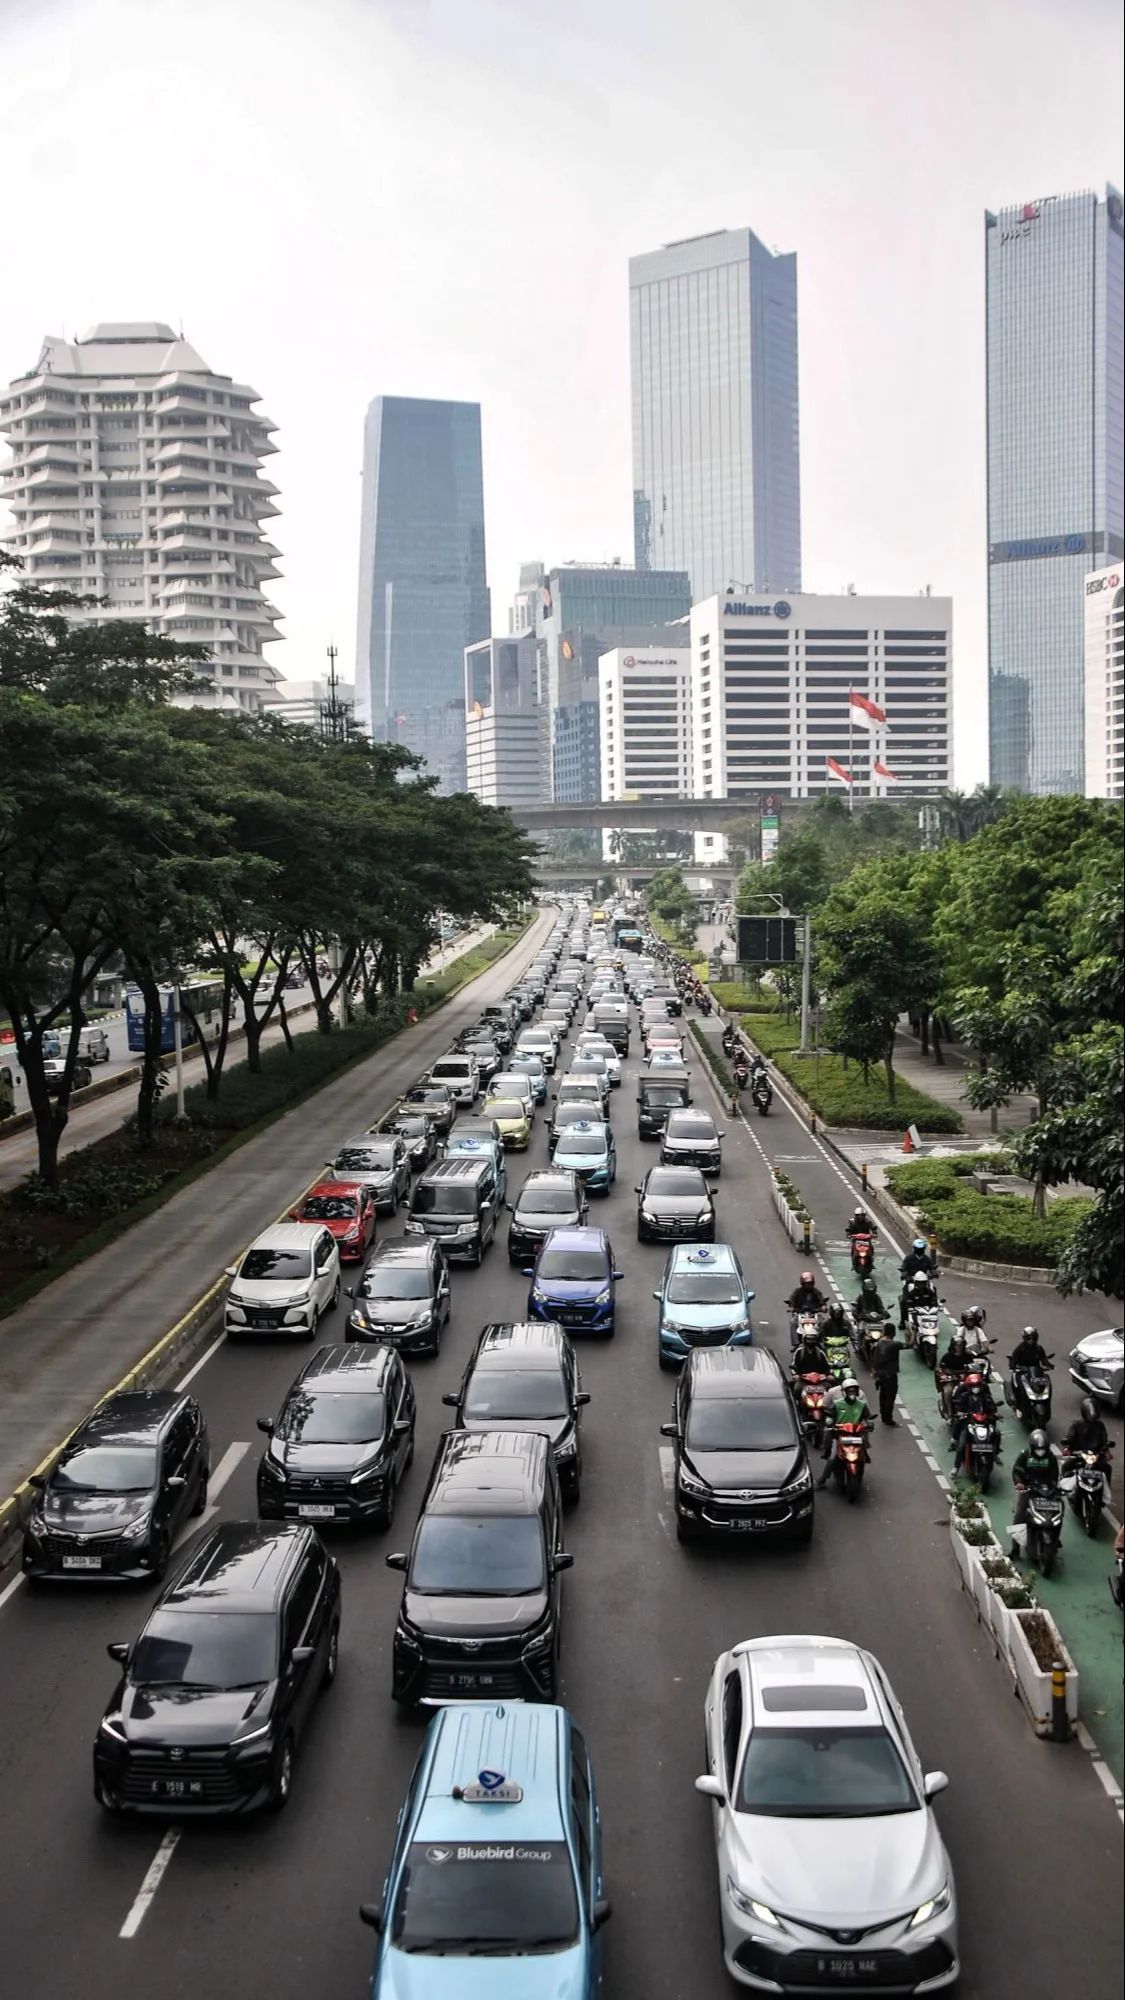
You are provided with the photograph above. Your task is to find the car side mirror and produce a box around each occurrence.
[441,1393,459,1407]
[224,1265,238,1279]
[653,1289,661,1301]
[106,1641,130,1665]
[522,1266,534,1277]
[576,1391,591,1406]
[613,1270,624,1281]
[384,1552,408,1571]
[393,1420,412,1437]
[291,1645,315,1666]
[256,1417,274,1435]
[359,1902,384,1933]
[553,1551,574,1572]
[592,1896,612,1931]
[923,1771,949,1800]
[166,1473,187,1489]
[746,1290,756,1302]
[694,1774,725,1800]
[660,1421,678,1438]
[29,1474,45,1491]
[633,1185,642,1194]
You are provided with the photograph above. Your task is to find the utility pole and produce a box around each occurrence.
[319,642,351,744]
[798,913,813,1054]
[172,979,186,1119]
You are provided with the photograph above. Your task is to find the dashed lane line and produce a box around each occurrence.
[119,1829,181,1940]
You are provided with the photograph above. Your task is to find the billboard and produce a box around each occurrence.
[737,915,799,964]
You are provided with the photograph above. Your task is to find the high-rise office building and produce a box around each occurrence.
[986,187,1124,793]
[536,560,692,715]
[0,322,282,709]
[354,395,490,791]
[598,644,692,803]
[630,228,802,602]
[1083,563,1124,799]
[464,632,549,809]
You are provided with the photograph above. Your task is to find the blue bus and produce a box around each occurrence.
[124,979,227,1054]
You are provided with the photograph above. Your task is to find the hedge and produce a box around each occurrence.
[711,982,780,1015]
[157,995,416,1133]
[884,1161,1091,1266]
[412,924,525,1007]
[885,1156,1014,1205]
[734,1010,963,1133]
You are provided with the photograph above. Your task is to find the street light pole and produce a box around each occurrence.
[798,913,813,1055]
[172,979,186,1119]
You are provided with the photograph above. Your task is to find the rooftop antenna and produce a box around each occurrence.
[319,641,351,744]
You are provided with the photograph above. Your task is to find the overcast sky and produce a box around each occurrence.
[2,0,1122,784]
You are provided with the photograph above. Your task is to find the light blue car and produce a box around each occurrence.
[442,1128,507,1203]
[508,1051,549,1105]
[654,1241,755,1368]
[549,1118,617,1194]
[362,1701,610,1998]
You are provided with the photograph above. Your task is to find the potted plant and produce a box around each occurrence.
[979,1557,1027,1643]
[1005,1606,1078,1735]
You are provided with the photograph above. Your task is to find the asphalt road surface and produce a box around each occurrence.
[0,956,1120,2000]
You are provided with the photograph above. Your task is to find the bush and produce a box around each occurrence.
[688,1020,734,1097]
[887,1156,1014,1204]
[411,924,524,1007]
[907,1189,1091,1267]
[161,997,415,1134]
[773,1169,812,1223]
[711,982,780,1014]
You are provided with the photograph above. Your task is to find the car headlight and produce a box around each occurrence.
[641,1208,659,1223]
[555,1432,578,1459]
[726,1878,782,1928]
[260,1454,285,1480]
[593,1286,612,1305]
[907,1881,952,1930]
[350,1459,386,1485]
[521,1619,555,1657]
[780,1467,813,1497]
[405,1310,433,1329]
[119,1515,152,1543]
[349,1306,372,1329]
[678,1461,710,1495]
[98,1714,128,1742]
[696,1210,712,1224]
[404,1219,423,1233]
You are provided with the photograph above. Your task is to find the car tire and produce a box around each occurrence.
[322,1620,340,1688]
[330,1276,341,1311]
[191,1466,210,1518]
[94,1775,122,1814]
[376,1481,396,1533]
[268,1734,295,1811]
[152,1531,172,1583]
[658,1354,675,1371]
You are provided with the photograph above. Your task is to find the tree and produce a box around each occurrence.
[1011,1025,1123,1295]
[817,887,940,1100]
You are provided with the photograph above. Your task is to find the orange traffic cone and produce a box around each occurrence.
[902,1129,915,1154]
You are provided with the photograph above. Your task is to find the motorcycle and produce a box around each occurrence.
[751,1075,772,1116]
[959,1406,1002,1491]
[849,1230,875,1277]
[936,1365,967,1421]
[825,1419,870,1502]
[1013,1482,1065,1577]
[698,994,712,1017]
[908,1304,941,1370]
[732,1061,750,1092]
[1061,1450,1110,1537]
[790,1309,823,1353]
[1006,1359,1054,1429]
[823,1330,853,1382]
[850,1308,881,1369]
[721,1028,737,1057]
[795,1372,830,1450]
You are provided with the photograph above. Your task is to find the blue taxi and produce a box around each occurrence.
[362,1701,610,1998]
[654,1242,755,1368]
[548,1117,617,1194]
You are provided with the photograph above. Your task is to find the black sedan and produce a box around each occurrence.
[635,1166,715,1244]
[387,1110,437,1173]
[457,1035,502,1087]
[256,1343,415,1530]
[507,1168,589,1264]
[660,1107,725,1177]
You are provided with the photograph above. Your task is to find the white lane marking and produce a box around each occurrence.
[658,1445,675,1493]
[199,1441,250,1524]
[177,1329,227,1390]
[0,1572,25,1615]
[119,1828,181,1939]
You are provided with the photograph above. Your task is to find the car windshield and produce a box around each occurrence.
[391,1841,579,1953]
[413,1184,477,1215]
[737,1725,918,1817]
[511,1056,543,1073]
[555,1130,607,1159]
[520,1184,576,1215]
[240,1248,311,1282]
[130,1611,277,1688]
[53,1444,158,1493]
[648,1169,706,1197]
[686,1398,796,1451]
[338,1143,393,1169]
[464,1370,569,1419]
[493,1078,529,1097]
[362,1265,431,1300]
[537,1245,607,1282]
[302,1194,358,1221]
[409,1515,546,1594]
[644,1085,687,1105]
[276,1390,386,1443]
[484,1099,524,1120]
[667,1116,716,1139]
[666,1270,743,1305]
[395,1118,427,1138]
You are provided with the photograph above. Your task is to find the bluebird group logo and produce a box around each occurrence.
[773,600,792,620]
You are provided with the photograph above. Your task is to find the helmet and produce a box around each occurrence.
[962,1305,985,1328]
[843,1376,860,1397]
[800,1271,814,1286]
[1028,1429,1050,1457]
[1021,1325,1038,1340]
[951,1329,967,1346]
[800,1324,820,1345]
[912,1237,927,1252]
[853,1208,867,1223]
[1080,1397,1097,1423]
[826,1302,845,1321]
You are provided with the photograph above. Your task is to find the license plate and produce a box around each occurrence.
[152,1777,204,1798]
[814,1958,879,1981]
[62,1554,102,1569]
[451,1672,495,1689]
[726,1517,771,1532]
[298,1504,336,1519]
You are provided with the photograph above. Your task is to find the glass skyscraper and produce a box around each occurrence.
[630,228,802,602]
[354,396,490,792]
[986,186,1124,793]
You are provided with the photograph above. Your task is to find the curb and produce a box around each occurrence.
[861,1170,1060,1289]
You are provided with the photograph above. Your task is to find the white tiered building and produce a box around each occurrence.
[0,323,282,710]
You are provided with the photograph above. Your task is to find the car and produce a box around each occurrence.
[516,1026,558,1073]
[566,1053,611,1107]
[636,1165,716,1244]
[442,1121,508,1202]
[552,1076,606,1126]
[509,1049,549,1103]
[361,1702,609,1991]
[405,1156,500,1264]
[507,1167,589,1264]
[403,1082,456,1136]
[257,1343,415,1530]
[427,1052,480,1108]
[387,1109,438,1173]
[662,1349,813,1544]
[443,1321,589,1502]
[386,1430,572,1705]
[661,1107,725,1176]
[648,983,682,1017]
[575,1033,622,1085]
[480,1093,532,1150]
[93,1520,341,1817]
[549,1117,617,1194]
[327,1135,412,1213]
[478,1003,517,1051]
[491,1070,537,1121]
[289,1179,377,1261]
[654,1242,755,1368]
[225,1223,341,1339]
[459,1034,502,1087]
[345,1237,451,1355]
[43,1056,93,1095]
[637,1071,692,1138]
[526,1226,623,1337]
[1068,1325,1124,1411]
[23,1389,209,1584]
[695,1635,958,1992]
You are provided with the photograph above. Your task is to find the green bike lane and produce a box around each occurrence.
[691,1008,1124,1790]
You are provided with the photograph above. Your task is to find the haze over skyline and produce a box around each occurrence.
[2,0,1122,785]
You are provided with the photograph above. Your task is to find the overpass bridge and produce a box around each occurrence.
[514,794,932,835]
[534,862,737,888]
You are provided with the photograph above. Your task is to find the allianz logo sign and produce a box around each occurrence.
[725,601,792,620]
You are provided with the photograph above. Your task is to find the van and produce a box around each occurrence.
[386,1429,571,1704]
[404,1156,498,1264]
[426,1051,480,1107]
[637,1071,692,1139]
[66,1025,112,1065]
[588,1006,629,1055]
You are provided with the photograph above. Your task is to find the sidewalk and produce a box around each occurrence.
[0,912,550,1505]
[891,1024,1039,1139]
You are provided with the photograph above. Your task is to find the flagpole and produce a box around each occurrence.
[848,694,854,816]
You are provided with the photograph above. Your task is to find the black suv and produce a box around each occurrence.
[345,1237,450,1354]
[23,1390,209,1584]
[442,1322,589,1502]
[506,1167,588,1264]
[386,1431,571,1705]
[93,1520,342,1815]
[404,1157,499,1265]
[660,1347,813,1545]
[257,1344,415,1530]
[660,1107,724,1176]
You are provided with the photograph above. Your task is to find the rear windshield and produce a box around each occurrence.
[537,1245,607,1282]
[685,1397,796,1452]
[277,1390,386,1443]
[362,1265,431,1300]
[409,1514,546,1594]
[302,1194,358,1221]
[464,1369,569,1420]
[130,1611,277,1689]
[407,1088,447,1106]
[413,1183,479,1216]
[430,1060,470,1078]
[393,1117,427,1136]
[642,1084,688,1104]
[391,1841,579,1953]
[240,1248,311,1281]
[338,1141,395,1169]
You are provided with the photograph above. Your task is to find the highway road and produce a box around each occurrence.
[0,932,1120,2000]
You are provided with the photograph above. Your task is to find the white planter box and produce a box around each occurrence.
[1006,1610,1079,1736]
[968,1539,1005,1619]
[977,1570,1019,1646]
[772,1180,815,1249]
[948,1515,987,1592]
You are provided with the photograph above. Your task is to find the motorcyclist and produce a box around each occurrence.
[845,1207,877,1243]
[949,1363,1000,1461]
[823,1300,850,1335]
[721,1023,737,1056]
[1008,1325,1050,1374]
[1062,1398,1113,1499]
[1011,1429,1059,1537]
[852,1274,887,1321]
[936,1327,971,1416]
[900,1264,938,1331]
[786,1271,826,1318]
[817,1376,872,1484]
[791,1326,831,1378]
[900,1236,937,1283]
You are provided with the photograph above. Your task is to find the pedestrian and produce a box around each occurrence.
[871,1320,903,1426]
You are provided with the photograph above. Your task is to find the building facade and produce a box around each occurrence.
[354,395,490,792]
[464,632,549,808]
[630,227,802,603]
[1083,563,1124,798]
[0,322,282,709]
[552,700,602,804]
[986,186,1124,793]
[597,645,692,802]
[689,593,952,849]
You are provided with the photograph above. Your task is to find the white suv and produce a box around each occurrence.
[225,1223,340,1338]
[427,1052,480,1107]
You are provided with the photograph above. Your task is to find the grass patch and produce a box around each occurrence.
[711,981,780,1015]
[735,1011,963,1133]
[688,1020,735,1099]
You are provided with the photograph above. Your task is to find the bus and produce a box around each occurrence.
[124,978,228,1054]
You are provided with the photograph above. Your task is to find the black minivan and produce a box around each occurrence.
[23,1389,209,1584]
[403,1157,499,1264]
[386,1430,571,1705]
[93,1520,342,1814]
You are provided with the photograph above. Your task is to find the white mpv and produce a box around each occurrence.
[225,1222,341,1338]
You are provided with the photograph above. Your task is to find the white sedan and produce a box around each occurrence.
[696,1635,958,1993]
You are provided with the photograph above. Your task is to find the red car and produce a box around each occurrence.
[289,1180,376,1262]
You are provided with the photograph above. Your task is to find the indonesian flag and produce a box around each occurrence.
[849,690,887,730]
[873,759,901,783]
[827,757,853,787]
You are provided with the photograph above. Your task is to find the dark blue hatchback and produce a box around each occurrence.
[525,1226,622,1337]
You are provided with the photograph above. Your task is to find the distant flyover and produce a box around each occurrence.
[535,862,737,887]
[514,793,932,834]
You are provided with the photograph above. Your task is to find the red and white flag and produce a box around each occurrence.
[849,690,887,730]
[873,759,901,783]
[827,757,853,787]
